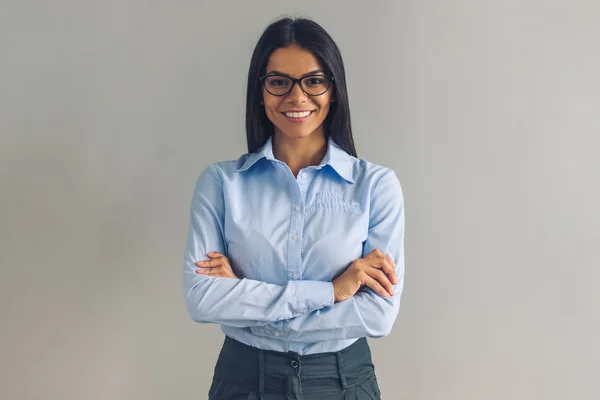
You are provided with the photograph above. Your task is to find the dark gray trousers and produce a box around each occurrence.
[208,336,381,399]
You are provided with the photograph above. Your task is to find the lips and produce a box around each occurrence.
[282,110,314,123]
[282,110,315,116]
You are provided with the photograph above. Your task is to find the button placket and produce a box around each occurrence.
[288,179,306,283]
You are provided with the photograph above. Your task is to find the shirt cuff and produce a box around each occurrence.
[249,281,334,340]
[292,280,334,312]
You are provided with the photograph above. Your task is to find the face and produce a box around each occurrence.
[261,44,335,140]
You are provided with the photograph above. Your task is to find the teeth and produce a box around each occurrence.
[285,111,312,118]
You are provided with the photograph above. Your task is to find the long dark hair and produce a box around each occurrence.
[245,16,357,157]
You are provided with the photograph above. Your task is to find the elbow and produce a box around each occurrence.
[185,303,211,324]
[184,296,211,324]
[366,298,401,338]
[183,282,215,324]
[368,318,394,338]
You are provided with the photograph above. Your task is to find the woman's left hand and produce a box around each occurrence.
[195,252,239,279]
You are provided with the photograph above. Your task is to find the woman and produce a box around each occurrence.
[183,16,405,400]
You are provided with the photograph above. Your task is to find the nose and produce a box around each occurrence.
[286,80,309,103]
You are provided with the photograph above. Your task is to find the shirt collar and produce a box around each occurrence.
[235,136,355,184]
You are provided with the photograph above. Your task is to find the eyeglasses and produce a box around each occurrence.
[259,73,334,96]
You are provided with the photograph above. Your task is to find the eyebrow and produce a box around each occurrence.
[265,69,326,77]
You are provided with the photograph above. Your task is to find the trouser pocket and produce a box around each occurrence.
[208,378,244,400]
[356,375,381,400]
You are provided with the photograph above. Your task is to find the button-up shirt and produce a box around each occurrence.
[182,135,405,355]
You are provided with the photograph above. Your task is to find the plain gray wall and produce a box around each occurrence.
[1,1,599,399]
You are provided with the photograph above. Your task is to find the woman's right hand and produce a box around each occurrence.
[332,249,397,303]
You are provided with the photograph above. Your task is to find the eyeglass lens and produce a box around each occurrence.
[263,75,331,96]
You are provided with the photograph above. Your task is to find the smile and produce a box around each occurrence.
[282,110,314,122]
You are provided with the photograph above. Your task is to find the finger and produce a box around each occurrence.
[205,257,231,271]
[196,259,219,267]
[363,275,391,298]
[206,253,233,270]
[196,264,234,277]
[381,254,398,284]
[384,253,397,272]
[383,256,398,285]
[196,265,224,276]
[368,248,386,258]
[206,252,224,259]
[371,256,397,285]
[195,268,211,275]
[364,249,380,259]
[368,249,395,267]
[367,268,394,296]
[364,250,397,280]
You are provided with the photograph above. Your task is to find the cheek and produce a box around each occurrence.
[267,104,282,120]
[316,93,332,113]
[263,99,280,117]
[316,101,331,118]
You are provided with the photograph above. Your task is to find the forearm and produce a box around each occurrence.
[183,260,335,327]
[250,280,402,342]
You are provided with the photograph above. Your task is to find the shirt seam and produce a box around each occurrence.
[369,168,391,221]
[210,163,228,255]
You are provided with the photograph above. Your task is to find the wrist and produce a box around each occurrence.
[332,281,340,303]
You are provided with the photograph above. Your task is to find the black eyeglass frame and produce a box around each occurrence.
[259,73,335,97]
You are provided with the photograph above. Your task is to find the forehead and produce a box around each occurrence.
[265,44,324,76]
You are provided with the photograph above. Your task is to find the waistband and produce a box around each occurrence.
[213,336,375,394]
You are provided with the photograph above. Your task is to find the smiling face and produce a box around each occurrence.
[261,44,335,141]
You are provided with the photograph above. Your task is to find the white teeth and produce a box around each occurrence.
[284,111,312,118]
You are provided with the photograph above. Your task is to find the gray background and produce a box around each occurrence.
[1,1,599,399]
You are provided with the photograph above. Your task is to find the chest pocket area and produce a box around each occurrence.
[308,191,362,215]
[304,190,367,280]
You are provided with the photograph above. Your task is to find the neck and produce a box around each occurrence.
[272,131,328,177]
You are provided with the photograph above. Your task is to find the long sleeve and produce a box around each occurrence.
[249,169,405,342]
[182,164,334,328]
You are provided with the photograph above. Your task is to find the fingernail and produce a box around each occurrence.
[197,261,206,265]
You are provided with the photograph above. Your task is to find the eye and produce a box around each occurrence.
[266,76,290,87]
[306,77,324,85]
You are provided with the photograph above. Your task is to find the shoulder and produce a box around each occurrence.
[191,156,241,192]
[196,153,251,180]
[350,156,403,196]
[350,158,404,220]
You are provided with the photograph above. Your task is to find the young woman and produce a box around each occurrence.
[183,16,405,400]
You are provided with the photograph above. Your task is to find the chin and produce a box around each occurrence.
[277,127,317,139]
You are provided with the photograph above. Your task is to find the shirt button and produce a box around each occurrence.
[301,173,307,179]
[295,205,301,212]
[303,308,309,313]
[274,331,280,337]
[292,273,299,279]
[290,360,299,368]
[292,234,298,240]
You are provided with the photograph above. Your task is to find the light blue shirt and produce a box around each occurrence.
[182,136,405,355]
